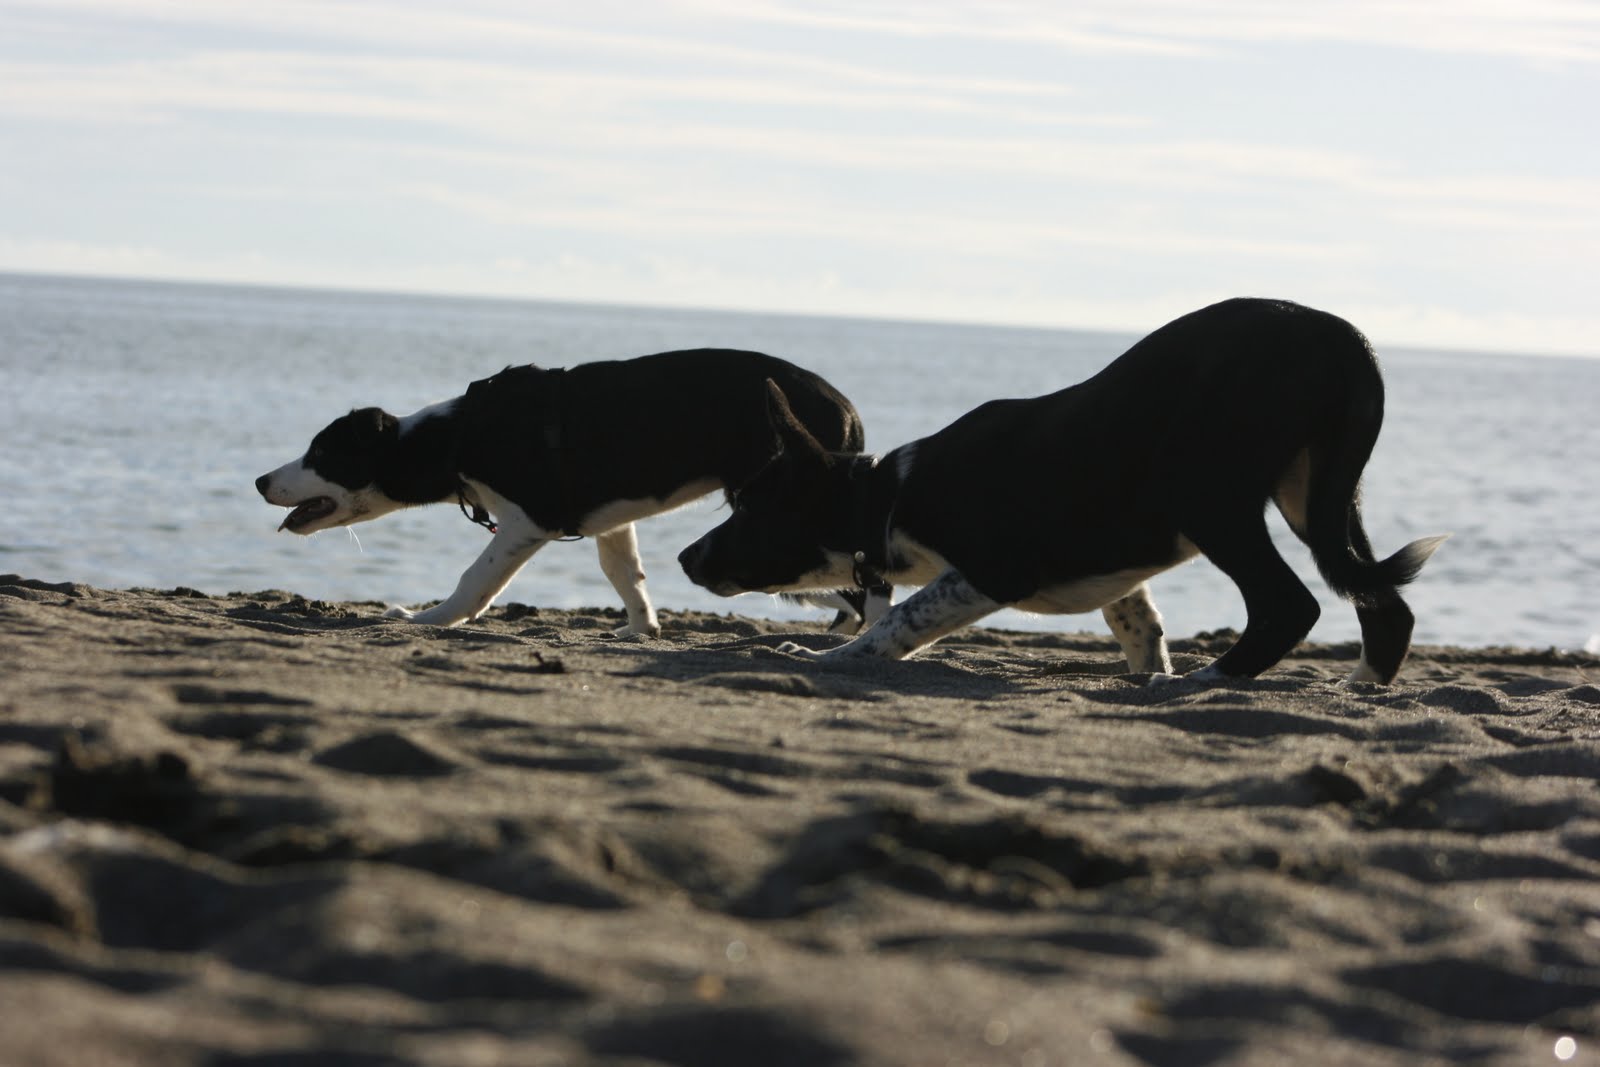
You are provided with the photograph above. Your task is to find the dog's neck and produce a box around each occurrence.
[381,402,464,504]
[842,453,898,588]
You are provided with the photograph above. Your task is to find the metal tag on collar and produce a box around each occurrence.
[852,549,876,589]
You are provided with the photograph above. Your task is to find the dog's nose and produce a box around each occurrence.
[677,542,703,580]
[255,474,271,497]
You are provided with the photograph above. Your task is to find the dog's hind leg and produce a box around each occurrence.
[596,523,660,637]
[1346,593,1417,684]
[1101,583,1173,674]
[1283,467,1428,684]
[1182,509,1321,679]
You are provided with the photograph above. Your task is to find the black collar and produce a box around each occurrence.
[846,454,896,589]
[457,485,497,534]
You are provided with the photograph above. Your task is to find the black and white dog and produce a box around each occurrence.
[679,299,1447,684]
[257,350,884,636]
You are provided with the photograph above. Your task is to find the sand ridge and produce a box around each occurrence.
[2,576,1599,1066]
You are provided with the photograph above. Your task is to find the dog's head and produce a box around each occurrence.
[679,380,859,596]
[256,407,406,534]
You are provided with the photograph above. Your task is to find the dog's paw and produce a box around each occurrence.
[386,604,462,627]
[612,622,662,639]
[775,640,827,659]
[1147,664,1228,686]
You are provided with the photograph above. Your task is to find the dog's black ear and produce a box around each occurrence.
[765,379,828,465]
[349,407,400,448]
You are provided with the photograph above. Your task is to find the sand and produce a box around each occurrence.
[2,574,1599,1066]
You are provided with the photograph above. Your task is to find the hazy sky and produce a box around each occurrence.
[3,0,1597,355]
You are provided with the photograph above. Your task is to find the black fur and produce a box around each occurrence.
[258,348,873,634]
[308,350,861,535]
[680,299,1445,683]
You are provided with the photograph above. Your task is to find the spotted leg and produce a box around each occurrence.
[1100,582,1173,674]
[781,568,998,661]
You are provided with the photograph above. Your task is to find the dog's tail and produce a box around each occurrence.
[1316,528,1449,606]
[1302,367,1447,605]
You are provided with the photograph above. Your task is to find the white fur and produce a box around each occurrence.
[1342,656,1385,685]
[382,479,724,633]
[257,458,406,533]
[397,399,457,434]
[1013,565,1173,615]
[1099,583,1173,674]
[384,480,552,626]
[382,480,681,636]
[594,523,659,636]
[803,532,1203,672]
[578,478,721,537]
[786,568,998,661]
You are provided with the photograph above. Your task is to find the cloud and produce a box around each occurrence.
[2,0,1595,357]
[690,0,1600,65]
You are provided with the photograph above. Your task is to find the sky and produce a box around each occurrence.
[2,0,1597,356]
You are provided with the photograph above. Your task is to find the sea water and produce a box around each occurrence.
[1,272,1595,651]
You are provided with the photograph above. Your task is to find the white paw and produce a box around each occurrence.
[386,604,461,626]
[1147,664,1228,686]
[613,622,661,639]
[775,640,827,660]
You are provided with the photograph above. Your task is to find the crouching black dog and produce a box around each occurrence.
[258,349,885,636]
[679,299,1447,683]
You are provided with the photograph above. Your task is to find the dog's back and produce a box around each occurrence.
[455,350,862,536]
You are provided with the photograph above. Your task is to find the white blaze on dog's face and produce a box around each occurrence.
[256,408,407,534]
[678,381,857,596]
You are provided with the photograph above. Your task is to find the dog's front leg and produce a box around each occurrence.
[1100,583,1173,674]
[781,568,997,661]
[387,523,548,627]
[595,523,659,637]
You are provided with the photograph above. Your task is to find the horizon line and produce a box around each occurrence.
[4,265,1595,364]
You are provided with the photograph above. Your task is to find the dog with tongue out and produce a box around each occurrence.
[253,350,884,638]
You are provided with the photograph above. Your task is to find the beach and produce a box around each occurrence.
[3,575,1599,1066]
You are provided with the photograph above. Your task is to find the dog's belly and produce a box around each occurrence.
[889,527,1201,615]
[1012,566,1172,615]
[576,478,722,537]
[1012,538,1201,615]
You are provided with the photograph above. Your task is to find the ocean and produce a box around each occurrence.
[2,272,1595,651]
